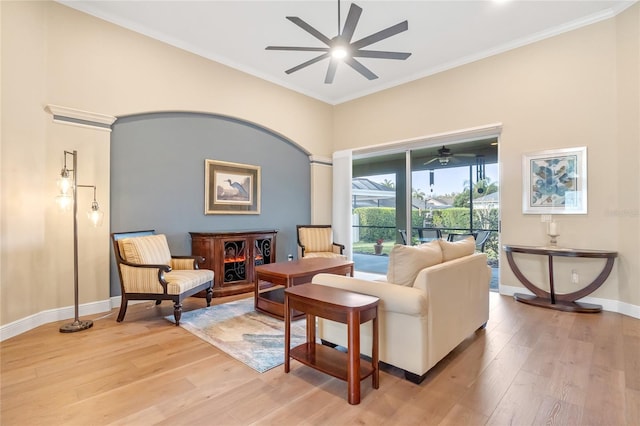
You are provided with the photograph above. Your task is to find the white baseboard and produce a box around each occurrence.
[0,296,149,342]
[499,284,640,319]
[0,299,113,341]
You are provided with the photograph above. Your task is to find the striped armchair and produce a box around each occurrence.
[296,225,346,259]
[111,230,213,325]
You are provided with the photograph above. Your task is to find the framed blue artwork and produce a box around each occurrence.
[522,147,587,214]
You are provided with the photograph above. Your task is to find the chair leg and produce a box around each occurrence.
[173,302,182,326]
[117,298,128,322]
[205,287,213,307]
[155,300,162,305]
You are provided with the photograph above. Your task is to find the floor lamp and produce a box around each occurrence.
[56,150,103,333]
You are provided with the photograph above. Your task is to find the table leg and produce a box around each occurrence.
[372,311,379,389]
[284,295,290,373]
[347,310,361,405]
[306,313,316,344]
[548,255,556,304]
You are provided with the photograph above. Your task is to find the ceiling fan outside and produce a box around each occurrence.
[266,1,411,84]
[424,145,476,166]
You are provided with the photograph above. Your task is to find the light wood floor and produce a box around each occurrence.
[2,292,639,426]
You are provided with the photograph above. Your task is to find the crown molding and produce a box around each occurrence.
[45,104,117,132]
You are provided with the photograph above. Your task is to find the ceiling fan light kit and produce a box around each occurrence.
[424,145,477,166]
[266,1,411,84]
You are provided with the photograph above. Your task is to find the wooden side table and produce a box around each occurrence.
[284,283,379,405]
[503,244,618,313]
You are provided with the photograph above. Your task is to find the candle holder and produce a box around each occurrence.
[548,233,559,247]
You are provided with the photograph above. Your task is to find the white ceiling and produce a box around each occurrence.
[59,0,635,105]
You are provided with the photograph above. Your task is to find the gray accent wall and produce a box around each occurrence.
[110,112,311,296]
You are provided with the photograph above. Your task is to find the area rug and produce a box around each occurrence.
[166,297,307,373]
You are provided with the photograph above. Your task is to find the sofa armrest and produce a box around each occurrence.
[311,273,426,316]
[411,252,491,366]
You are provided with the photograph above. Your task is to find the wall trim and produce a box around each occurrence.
[310,155,332,166]
[352,123,503,158]
[0,297,151,342]
[45,104,117,132]
[499,284,640,319]
[0,299,112,341]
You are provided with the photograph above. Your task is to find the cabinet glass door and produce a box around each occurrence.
[223,240,246,282]
[255,238,273,266]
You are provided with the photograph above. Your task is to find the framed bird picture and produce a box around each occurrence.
[205,159,261,214]
[522,147,587,214]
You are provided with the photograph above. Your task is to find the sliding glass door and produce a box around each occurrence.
[350,137,500,290]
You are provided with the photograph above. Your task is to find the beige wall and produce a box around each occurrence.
[334,4,639,309]
[614,2,640,307]
[1,1,638,329]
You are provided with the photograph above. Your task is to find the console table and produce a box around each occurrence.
[503,244,617,313]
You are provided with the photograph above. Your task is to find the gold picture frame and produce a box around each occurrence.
[205,159,261,214]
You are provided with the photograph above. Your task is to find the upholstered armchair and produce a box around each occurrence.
[111,230,213,325]
[296,225,346,259]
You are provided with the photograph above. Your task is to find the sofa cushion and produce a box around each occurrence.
[386,241,443,286]
[438,236,475,261]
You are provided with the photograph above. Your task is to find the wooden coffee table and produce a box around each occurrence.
[254,257,354,320]
[284,283,379,405]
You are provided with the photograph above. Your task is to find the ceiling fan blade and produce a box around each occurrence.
[341,3,363,43]
[285,52,330,74]
[353,50,411,60]
[423,158,439,165]
[286,16,332,45]
[344,57,378,80]
[351,20,408,50]
[266,46,328,52]
[325,58,338,84]
[453,153,477,157]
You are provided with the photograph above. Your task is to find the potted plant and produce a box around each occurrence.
[374,238,384,255]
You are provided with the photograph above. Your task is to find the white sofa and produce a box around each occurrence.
[311,237,491,383]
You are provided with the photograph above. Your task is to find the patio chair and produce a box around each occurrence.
[418,228,442,243]
[399,229,408,245]
[474,230,492,252]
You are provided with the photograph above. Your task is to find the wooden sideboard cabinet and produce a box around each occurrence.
[190,230,277,297]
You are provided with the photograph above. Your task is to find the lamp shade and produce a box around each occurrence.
[56,193,73,211]
[87,201,103,227]
[57,169,72,194]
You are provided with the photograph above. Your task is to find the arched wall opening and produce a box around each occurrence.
[110,111,312,296]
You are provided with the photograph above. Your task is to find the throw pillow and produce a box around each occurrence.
[439,236,475,261]
[386,240,443,286]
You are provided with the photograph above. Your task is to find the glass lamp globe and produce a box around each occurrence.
[87,201,104,227]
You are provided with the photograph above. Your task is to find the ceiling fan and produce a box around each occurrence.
[424,146,476,166]
[266,1,411,84]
